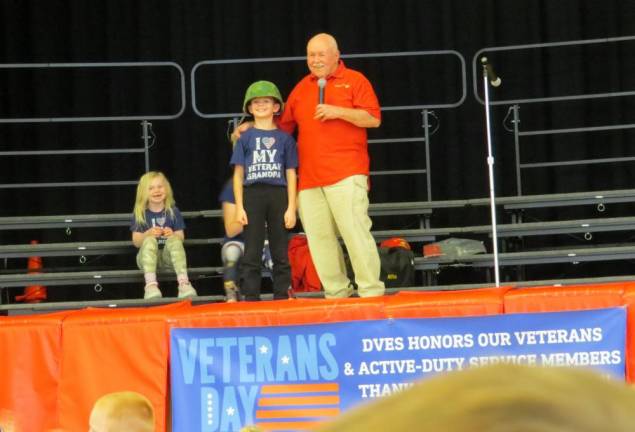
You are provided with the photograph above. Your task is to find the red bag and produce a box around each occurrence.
[288,234,322,292]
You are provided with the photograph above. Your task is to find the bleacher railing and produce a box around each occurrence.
[0,62,186,190]
[191,50,467,200]
[472,36,635,195]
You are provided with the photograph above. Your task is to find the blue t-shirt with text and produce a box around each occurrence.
[130,207,185,246]
[230,128,298,187]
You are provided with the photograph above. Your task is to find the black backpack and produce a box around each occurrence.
[378,246,415,287]
[346,246,415,288]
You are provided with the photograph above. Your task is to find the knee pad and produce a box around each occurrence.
[221,241,244,265]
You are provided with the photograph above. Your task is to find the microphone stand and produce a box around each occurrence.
[482,62,501,288]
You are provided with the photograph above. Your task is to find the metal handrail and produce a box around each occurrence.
[472,35,635,195]
[191,50,467,202]
[472,36,635,106]
[191,50,466,118]
[0,61,187,122]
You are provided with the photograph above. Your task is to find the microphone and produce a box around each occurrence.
[317,78,327,104]
[480,57,501,87]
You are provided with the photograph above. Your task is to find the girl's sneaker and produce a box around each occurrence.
[144,282,162,300]
[178,282,197,299]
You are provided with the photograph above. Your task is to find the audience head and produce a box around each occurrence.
[88,391,155,432]
[318,364,635,432]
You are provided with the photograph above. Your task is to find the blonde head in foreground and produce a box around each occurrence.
[88,391,155,432]
[318,363,635,432]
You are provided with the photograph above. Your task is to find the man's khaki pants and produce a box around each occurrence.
[298,175,385,298]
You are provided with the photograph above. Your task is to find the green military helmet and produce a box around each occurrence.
[242,80,284,113]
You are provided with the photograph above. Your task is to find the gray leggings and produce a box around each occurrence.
[136,236,188,274]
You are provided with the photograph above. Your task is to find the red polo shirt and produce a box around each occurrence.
[278,61,381,190]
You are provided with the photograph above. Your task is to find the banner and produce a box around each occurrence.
[170,307,625,431]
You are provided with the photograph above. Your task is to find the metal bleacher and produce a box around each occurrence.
[415,244,635,271]
[5,187,634,255]
[3,188,635,293]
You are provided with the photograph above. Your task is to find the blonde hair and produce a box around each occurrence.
[88,391,155,432]
[318,364,635,432]
[133,171,175,226]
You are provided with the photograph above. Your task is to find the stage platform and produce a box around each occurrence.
[3,274,635,316]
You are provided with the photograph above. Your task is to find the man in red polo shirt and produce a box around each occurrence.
[277,33,385,299]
